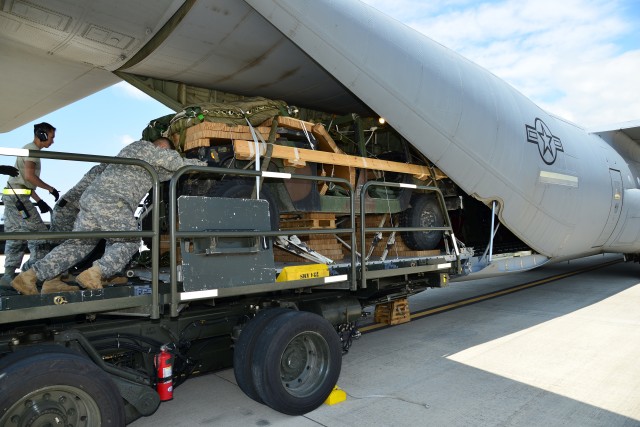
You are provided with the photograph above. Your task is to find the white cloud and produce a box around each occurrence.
[113,81,153,101]
[119,134,136,146]
[363,0,640,127]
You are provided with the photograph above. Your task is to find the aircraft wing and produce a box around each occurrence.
[0,0,370,133]
[0,0,186,132]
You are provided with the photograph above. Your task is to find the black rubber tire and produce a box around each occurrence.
[208,180,280,232]
[400,193,444,250]
[0,344,77,371]
[251,310,342,415]
[0,349,125,426]
[233,307,292,403]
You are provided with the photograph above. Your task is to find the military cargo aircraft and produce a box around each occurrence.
[1,0,638,277]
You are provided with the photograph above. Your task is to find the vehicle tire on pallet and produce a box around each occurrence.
[233,307,292,402]
[400,193,444,250]
[251,310,342,415]
[0,348,125,426]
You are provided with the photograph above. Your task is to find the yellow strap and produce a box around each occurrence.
[3,188,32,195]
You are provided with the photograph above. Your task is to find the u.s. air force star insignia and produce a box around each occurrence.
[525,118,563,165]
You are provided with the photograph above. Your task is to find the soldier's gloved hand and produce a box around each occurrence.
[36,200,52,214]
[0,165,19,177]
[49,187,60,201]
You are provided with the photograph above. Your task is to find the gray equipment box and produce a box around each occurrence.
[178,196,275,292]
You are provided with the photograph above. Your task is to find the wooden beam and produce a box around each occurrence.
[232,140,443,180]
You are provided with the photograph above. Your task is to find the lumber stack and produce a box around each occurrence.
[170,122,274,151]
[274,214,344,263]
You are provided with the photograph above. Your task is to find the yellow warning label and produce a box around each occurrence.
[276,264,329,282]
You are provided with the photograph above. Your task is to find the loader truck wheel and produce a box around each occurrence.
[400,193,444,250]
[250,310,342,415]
[233,307,292,402]
[0,347,125,426]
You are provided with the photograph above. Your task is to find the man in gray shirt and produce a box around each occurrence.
[0,122,59,290]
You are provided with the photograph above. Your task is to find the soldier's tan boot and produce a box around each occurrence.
[41,276,79,294]
[11,268,38,295]
[76,265,103,290]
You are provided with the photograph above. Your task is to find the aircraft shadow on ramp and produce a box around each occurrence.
[330,255,640,426]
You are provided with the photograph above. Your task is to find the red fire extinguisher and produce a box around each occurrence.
[155,345,174,401]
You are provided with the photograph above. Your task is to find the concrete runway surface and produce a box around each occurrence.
[130,253,640,427]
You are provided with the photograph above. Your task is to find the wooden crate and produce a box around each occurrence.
[374,299,410,325]
[279,213,337,230]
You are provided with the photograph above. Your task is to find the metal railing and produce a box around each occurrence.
[0,148,462,322]
[358,181,461,288]
[167,166,357,316]
[0,149,162,321]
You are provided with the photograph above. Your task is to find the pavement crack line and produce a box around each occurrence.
[344,391,431,409]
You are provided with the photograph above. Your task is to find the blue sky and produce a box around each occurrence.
[0,84,173,221]
[363,0,640,123]
[1,0,640,221]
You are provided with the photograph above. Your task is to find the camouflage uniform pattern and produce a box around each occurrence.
[19,164,109,272]
[50,164,107,233]
[1,194,48,272]
[3,142,48,272]
[33,140,206,280]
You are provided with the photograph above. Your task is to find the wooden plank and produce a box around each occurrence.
[261,117,342,153]
[279,218,337,229]
[184,138,211,151]
[233,140,433,179]
[312,123,341,153]
[282,213,336,220]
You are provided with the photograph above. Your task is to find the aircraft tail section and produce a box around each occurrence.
[246,0,629,259]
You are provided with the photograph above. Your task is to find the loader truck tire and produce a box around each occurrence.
[250,310,342,415]
[0,346,125,426]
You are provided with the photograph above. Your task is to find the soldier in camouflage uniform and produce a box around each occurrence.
[21,163,107,267]
[51,163,108,234]
[0,123,60,290]
[19,163,108,293]
[12,138,206,295]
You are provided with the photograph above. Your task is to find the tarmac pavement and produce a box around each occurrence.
[131,253,640,427]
